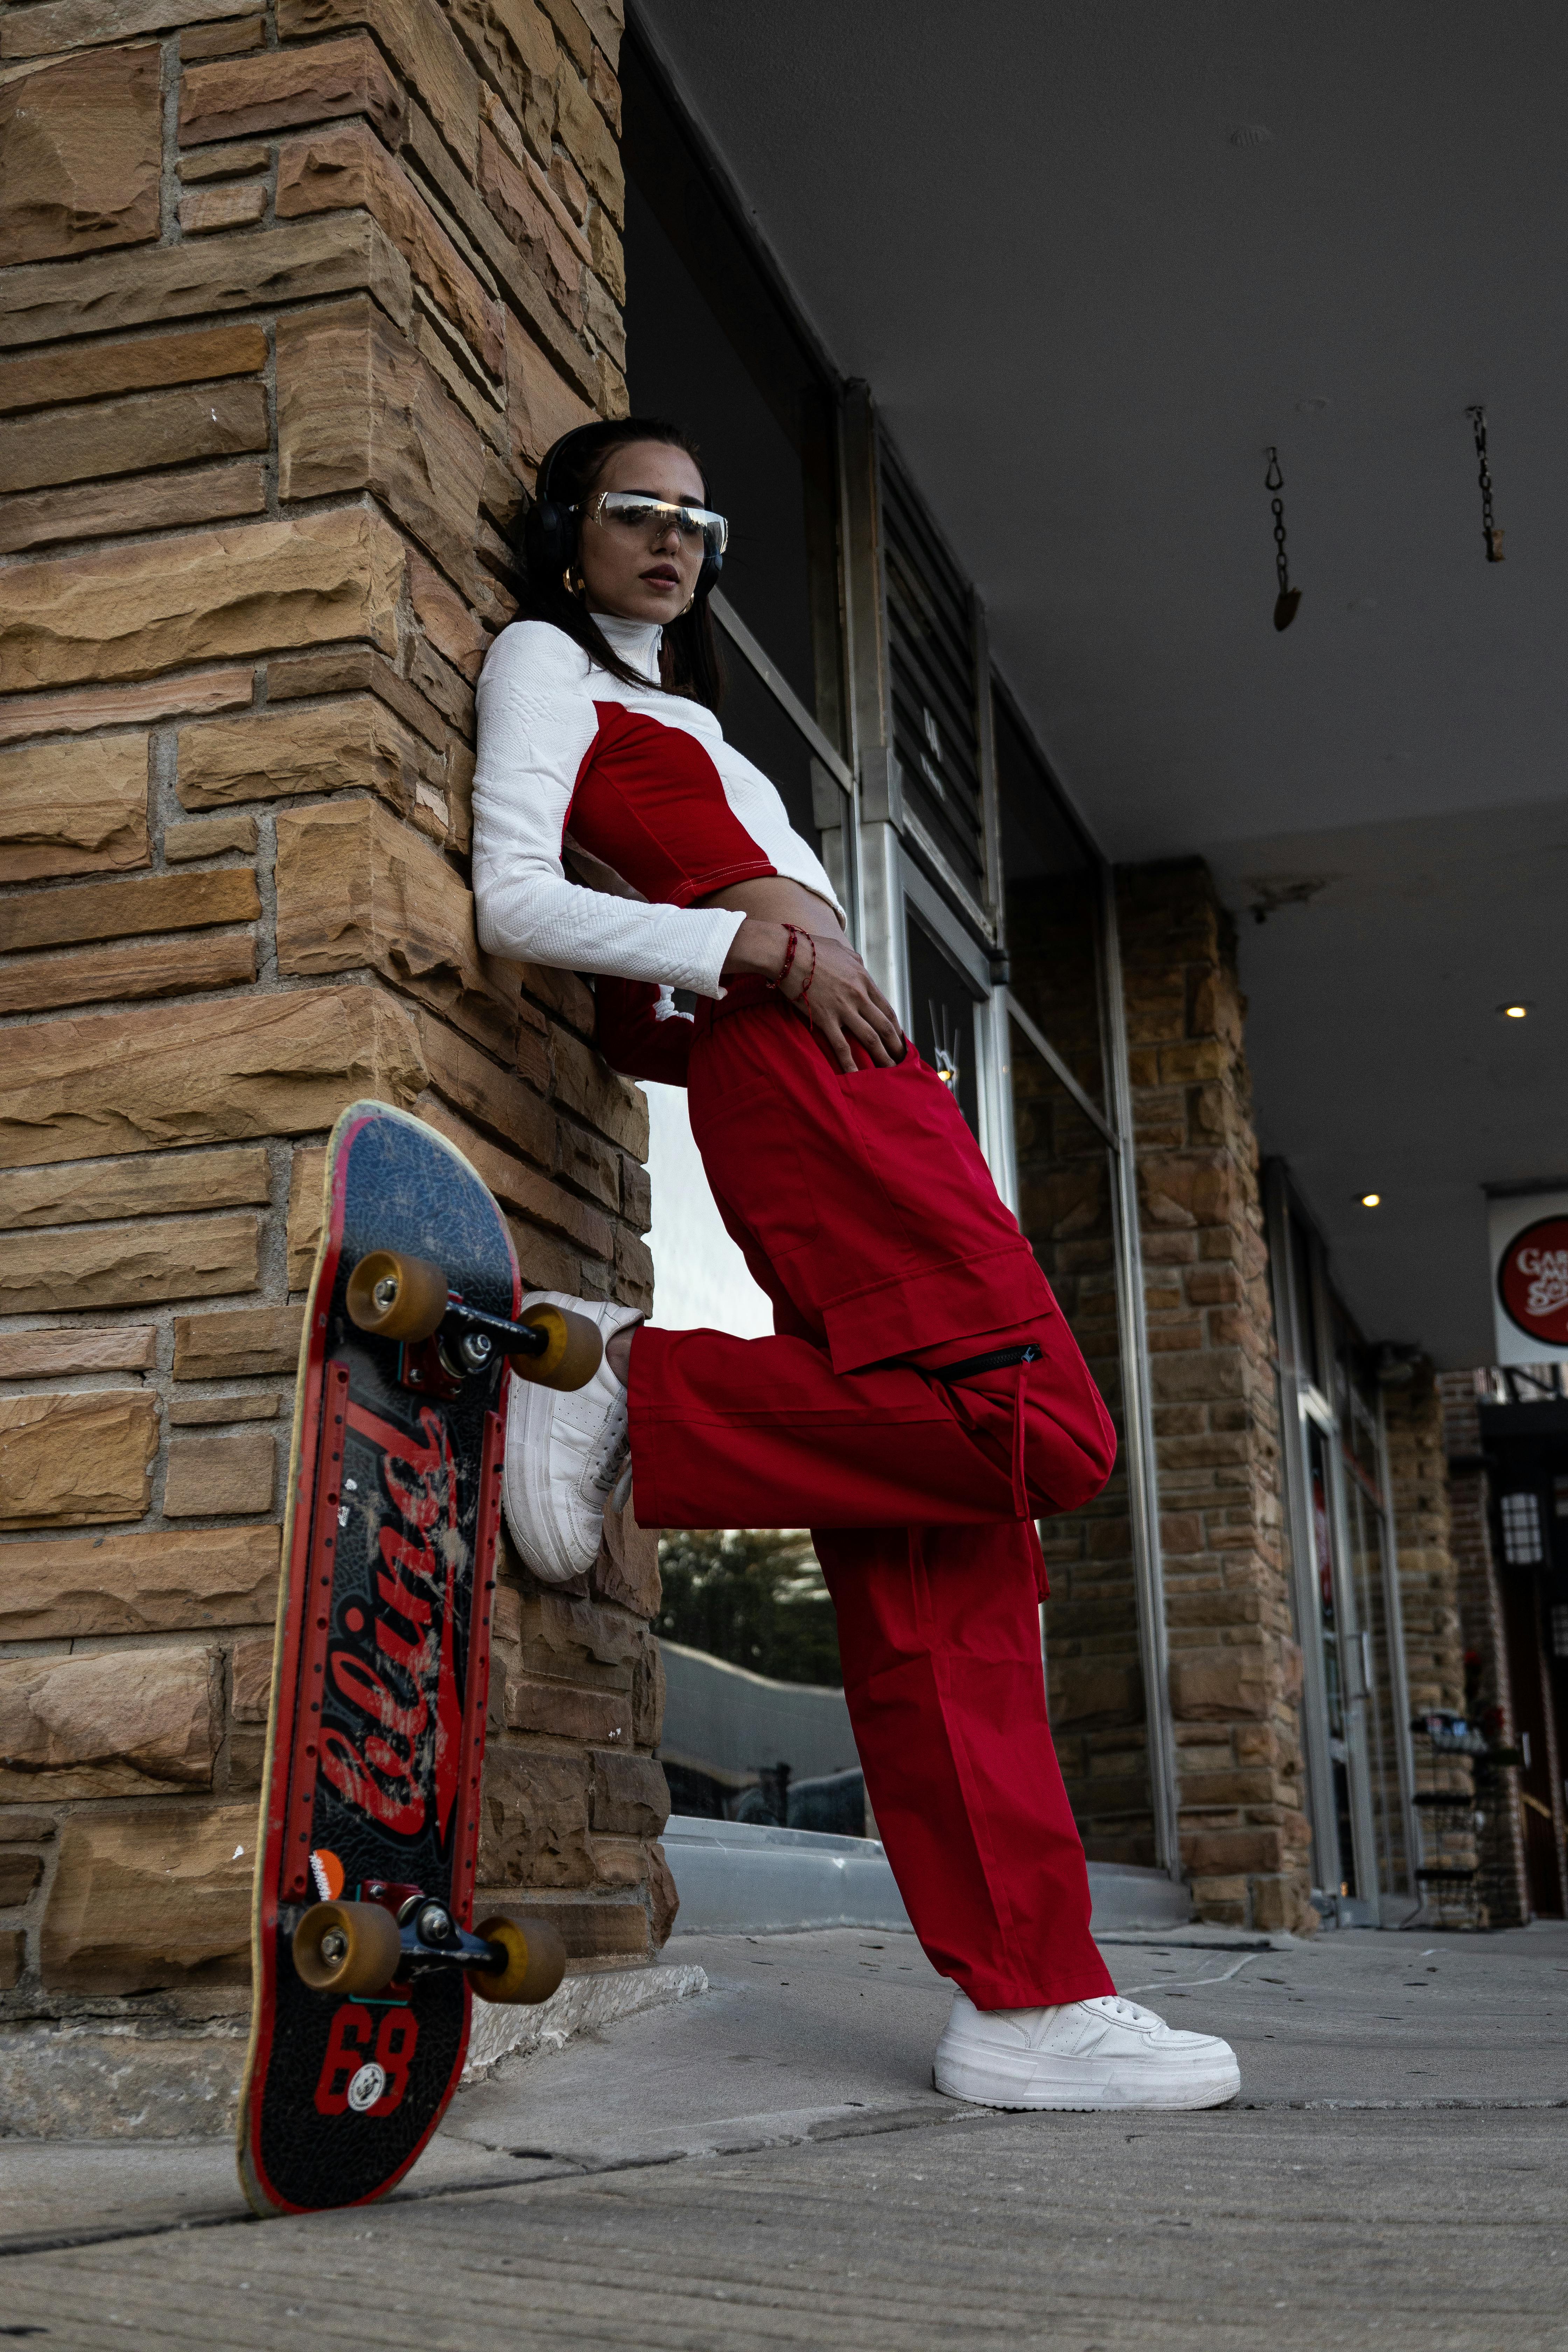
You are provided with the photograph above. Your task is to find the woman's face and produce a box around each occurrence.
[574,439,710,624]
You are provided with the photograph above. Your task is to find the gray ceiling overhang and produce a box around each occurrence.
[635,0,1568,1366]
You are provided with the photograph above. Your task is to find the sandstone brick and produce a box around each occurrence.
[590,1832,645,1888]
[228,1630,273,1725]
[266,643,449,755]
[0,1854,43,1905]
[0,457,269,557]
[0,1326,156,1380]
[2,1514,276,1646]
[275,122,504,375]
[164,1426,276,1517]
[177,181,268,235]
[646,1836,677,1945]
[0,321,266,414]
[1,508,406,693]
[503,1676,629,1744]
[401,100,596,404]
[0,669,253,748]
[0,985,424,1170]
[595,1491,659,1618]
[40,1799,254,1991]
[173,1304,303,1380]
[472,1890,647,1962]
[478,124,589,330]
[0,1213,260,1316]
[408,550,490,682]
[177,139,272,179]
[1,0,260,56]
[167,1393,278,1429]
[275,797,519,1056]
[0,44,161,267]
[462,0,559,156]
[414,1019,552,1167]
[505,303,593,473]
[549,1024,648,1158]
[176,695,450,842]
[631,1627,663,1747]
[0,1643,219,1799]
[163,813,259,863]
[0,734,148,883]
[276,0,480,169]
[1171,1648,1270,1722]
[590,1749,667,1838]
[276,300,495,617]
[477,1745,593,1886]
[553,55,621,223]
[178,33,404,147]
[0,1390,157,1528]
[1,866,259,954]
[4,1143,270,1232]
[0,212,411,352]
[0,1930,26,1986]
[0,932,257,1016]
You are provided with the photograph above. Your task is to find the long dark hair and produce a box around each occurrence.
[516,416,726,712]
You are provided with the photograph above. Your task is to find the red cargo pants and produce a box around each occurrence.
[629,983,1118,2010]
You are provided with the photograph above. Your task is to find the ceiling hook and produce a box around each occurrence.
[1264,447,1284,492]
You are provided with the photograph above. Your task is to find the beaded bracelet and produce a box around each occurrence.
[768,923,800,992]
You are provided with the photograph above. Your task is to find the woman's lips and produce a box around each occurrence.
[641,567,679,587]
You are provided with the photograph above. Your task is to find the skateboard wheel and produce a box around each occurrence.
[472,1915,568,2006]
[509,1305,603,1392]
[345,1250,448,1343]
[292,1899,403,1996]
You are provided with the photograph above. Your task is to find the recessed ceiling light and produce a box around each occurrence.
[1501,1003,1531,1019]
[1360,1192,1381,1208]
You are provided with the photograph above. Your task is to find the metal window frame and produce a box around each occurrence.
[1101,870,1182,1879]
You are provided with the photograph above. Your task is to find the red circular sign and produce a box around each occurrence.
[1497,1214,1568,1346]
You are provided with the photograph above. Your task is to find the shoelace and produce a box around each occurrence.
[586,1393,630,1497]
[1085,1995,1157,2026]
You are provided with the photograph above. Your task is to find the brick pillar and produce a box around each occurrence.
[0,0,670,2036]
[1117,860,1313,1932]
[1438,1371,1528,1925]
[1382,1362,1479,1906]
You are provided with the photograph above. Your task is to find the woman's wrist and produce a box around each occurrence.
[720,916,791,980]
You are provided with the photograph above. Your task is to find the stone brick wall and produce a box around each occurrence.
[0,0,673,2024]
[1009,871,1156,1868]
[1384,1361,1478,1913]
[1118,860,1313,1932]
[1438,1370,1526,1926]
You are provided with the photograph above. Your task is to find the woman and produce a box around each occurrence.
[473,418,1239,2111]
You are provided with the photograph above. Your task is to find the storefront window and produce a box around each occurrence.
[1002,700,1160,1865]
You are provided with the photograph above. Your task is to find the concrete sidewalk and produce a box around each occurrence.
[0,1920,1564,2346]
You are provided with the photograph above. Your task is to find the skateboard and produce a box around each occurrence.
[238,1099,602,2217]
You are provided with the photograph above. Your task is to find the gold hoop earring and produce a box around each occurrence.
[562,566,584,598]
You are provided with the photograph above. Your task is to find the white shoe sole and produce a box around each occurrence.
[933,2045,1241,2112]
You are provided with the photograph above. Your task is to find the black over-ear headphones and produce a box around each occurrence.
[522,423,724,603]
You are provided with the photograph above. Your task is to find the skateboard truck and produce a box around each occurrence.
[345,1252,602,1395]
[292,1892,568,2008]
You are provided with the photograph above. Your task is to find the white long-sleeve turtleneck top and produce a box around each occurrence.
[471,612,844,1001]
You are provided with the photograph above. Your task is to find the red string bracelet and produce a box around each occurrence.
[798,932,817,1027]
[767,923,799,993]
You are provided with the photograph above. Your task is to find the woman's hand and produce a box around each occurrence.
[724,918,906,1073]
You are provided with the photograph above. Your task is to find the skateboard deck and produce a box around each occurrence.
[238,1100,596,2217]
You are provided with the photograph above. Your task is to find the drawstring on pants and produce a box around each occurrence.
[927,1342,1050,1597]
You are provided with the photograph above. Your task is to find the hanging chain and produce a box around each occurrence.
[1466,405,1504,561]
[1264,447,1300,628]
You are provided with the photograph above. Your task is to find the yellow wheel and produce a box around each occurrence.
[292,1899,403,1996]
[472,1915,567,2006]
[508,1305,602,1392]
[345,1250,448,1342]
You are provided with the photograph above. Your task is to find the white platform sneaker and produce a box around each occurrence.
[502,1292,643,1584]
[933,1988,1240,2111]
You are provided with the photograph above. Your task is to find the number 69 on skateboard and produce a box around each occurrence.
[238,1101,602,2216]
